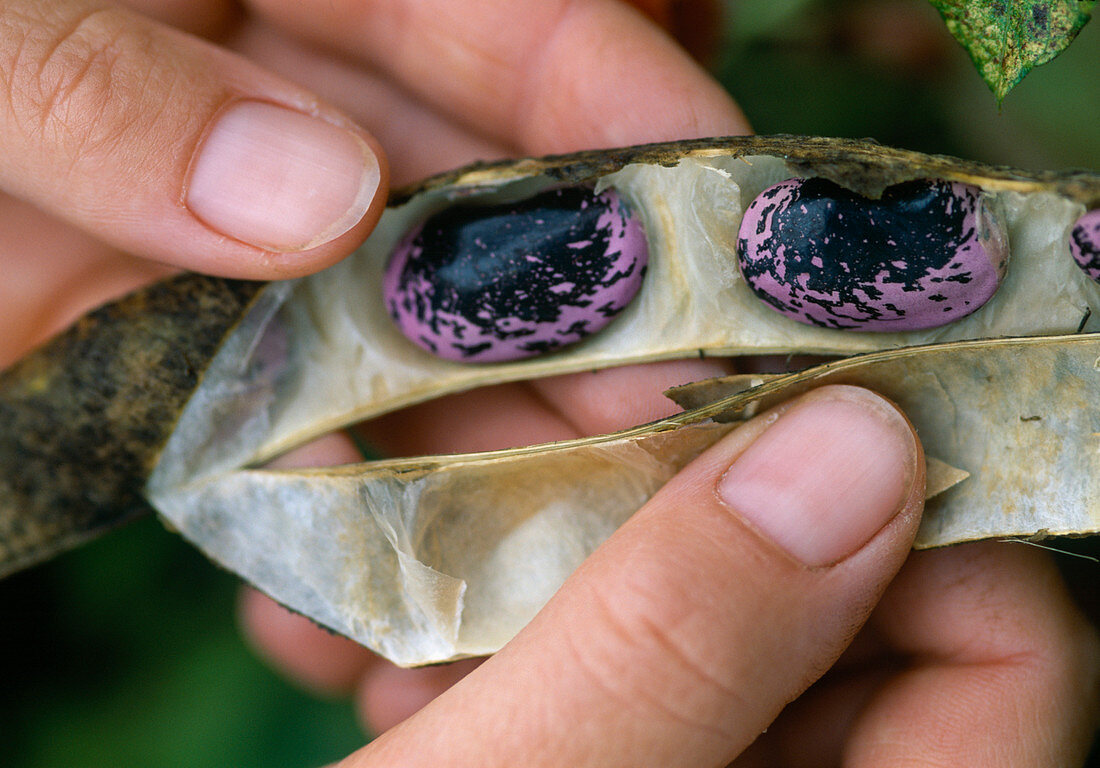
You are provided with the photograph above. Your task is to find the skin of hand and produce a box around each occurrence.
[0,0,1096,765]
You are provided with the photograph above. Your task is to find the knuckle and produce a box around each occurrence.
[0,5,160,161]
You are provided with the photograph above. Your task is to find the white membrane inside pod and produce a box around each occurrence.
[147,334,1100,666]
[151,420,733,666]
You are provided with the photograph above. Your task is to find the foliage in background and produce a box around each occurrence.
[929,0,1095,102]
[720,0,1099,167]
[0,517,364,768]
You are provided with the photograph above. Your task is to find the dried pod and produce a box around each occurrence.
[737,178,1009,330]
[383,186,647,362]
[1070,209,1100,282]
[2,136,1099,665]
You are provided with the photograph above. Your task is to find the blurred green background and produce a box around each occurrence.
[2,1,1098,766]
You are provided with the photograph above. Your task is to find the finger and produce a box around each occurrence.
[845,543,1100,767]
[244,0,749,152]
[359,357,731,458]
[360,379,578,457]
[264,431,364,469]
[0,0,388,279]
[356,657,484,735]
[626,0,675,30]
[114,0,240,38]
[624,0,723,63]
[529,359,736,435]
[340,386,924,768]
[734,667,892,767]
[239,588,376,695]
[730,621,898,765]
[0,196,172,367]
[228,21,510,186]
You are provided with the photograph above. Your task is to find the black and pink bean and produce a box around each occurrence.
[383,177,1096,363]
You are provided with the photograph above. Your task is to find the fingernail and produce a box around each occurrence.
[717,387,918,566]
[186,100,380,252]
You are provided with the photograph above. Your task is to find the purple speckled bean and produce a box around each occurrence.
[736,178,1009,331]
[384,187,648,362]
[1069,209,1100,283]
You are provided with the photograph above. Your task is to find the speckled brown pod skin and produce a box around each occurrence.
[395,134,1100,208]
[1,134,1098,590]
[0,275,262,577]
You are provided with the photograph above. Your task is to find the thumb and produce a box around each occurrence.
[344,385,925,768]
[0,0,387,279]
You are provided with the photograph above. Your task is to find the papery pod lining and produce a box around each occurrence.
[153,334,1100,665]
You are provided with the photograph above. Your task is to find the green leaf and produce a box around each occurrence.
[928,0,1095,102]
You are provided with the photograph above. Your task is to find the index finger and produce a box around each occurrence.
[244,0,750,153]
[0,0,389,279]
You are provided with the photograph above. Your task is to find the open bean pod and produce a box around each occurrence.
[2,136,1098,665]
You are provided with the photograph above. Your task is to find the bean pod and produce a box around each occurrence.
[3,135,1098,669]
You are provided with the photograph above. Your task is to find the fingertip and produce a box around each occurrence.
[717,385,922,567]
[238,588,375,695]
[517,0,751,150]
[170,94,390,280]
[0,1,391,282]
[356,657,484,735]
[531,358,737,436]
[183,99,389,274]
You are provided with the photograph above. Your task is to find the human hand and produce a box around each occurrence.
[0,0,739,369]
[222,5,1097,764]
[0,0,742,698]
[0,0,380,367]
[246,385,1100,767]
[3,1,1094,763]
